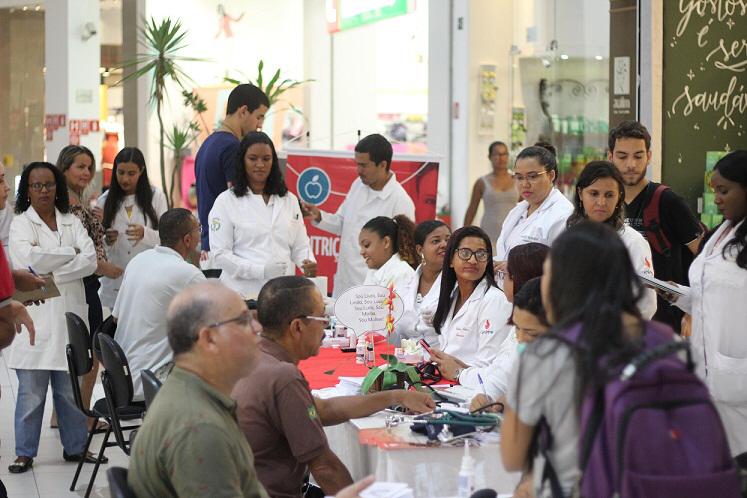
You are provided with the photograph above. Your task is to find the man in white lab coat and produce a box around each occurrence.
[301,134,415,297]
[111,208,206,400]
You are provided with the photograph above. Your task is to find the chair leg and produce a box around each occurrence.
[84,424,111,498]
[70,416,98,491]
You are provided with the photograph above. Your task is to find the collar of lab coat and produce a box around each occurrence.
[704,218,745,260]
[24,206,75,228]
[373,252,408,280]
[371,172,400,200]
[154,245,186,261]
[450,277,491,306]
[518,187,566,220]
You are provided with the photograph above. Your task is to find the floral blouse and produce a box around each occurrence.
[70,204,107,261]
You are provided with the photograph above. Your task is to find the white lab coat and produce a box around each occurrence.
[209,189,314,298]
[315,174,415,298]
[96,189,168,307]
[675,219,747,456]
[475,330,519,398]
[495,188,573,261]
[619,225,657,319]
[437,278,512,368]
[7,207,97,371]
[396,266,442,346]
[363,253,415,293]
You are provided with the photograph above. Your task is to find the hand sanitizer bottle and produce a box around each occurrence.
[457,440,475,497]
[355,337,366,364]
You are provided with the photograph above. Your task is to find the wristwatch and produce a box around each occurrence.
[453,368,463,381]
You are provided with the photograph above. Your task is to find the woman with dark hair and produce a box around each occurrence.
[396,220,451,345]
[567,160,657,318]
[56,145,123,430]
[360,215,417,293]
[95,147,167,308]
[427,226,511,379]
[666,150,747,463]
[7,162,98,473]
[437,242,548,394]
[501,222,650,497]
[494,142,573,271]
[209,131,316,297]
[464,140,516,245]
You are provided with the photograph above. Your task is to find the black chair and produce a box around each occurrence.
[98,334,146,458]
[92,314,117,362]
[66,313,144,498]
[106,467,137,498]
[140,369,162,411]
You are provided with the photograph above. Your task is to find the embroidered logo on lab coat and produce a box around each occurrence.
[210,217,221,232]
[480,319,494,335]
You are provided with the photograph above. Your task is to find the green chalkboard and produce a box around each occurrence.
[662,3,747,212]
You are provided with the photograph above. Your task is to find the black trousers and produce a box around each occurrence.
[83,276,104,337]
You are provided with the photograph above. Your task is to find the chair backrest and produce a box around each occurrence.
[93,314,117,362]
[106,467,137,498]
[140,369,162,410]
[98,334,134,410]
[65,312,93,376]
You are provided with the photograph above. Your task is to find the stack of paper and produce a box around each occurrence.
[360,482,414,498]
[312,376,364,399]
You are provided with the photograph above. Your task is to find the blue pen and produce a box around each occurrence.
[477,373,487,396]
[28,266,46,293]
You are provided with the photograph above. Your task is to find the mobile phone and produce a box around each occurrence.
[419,339,433,354]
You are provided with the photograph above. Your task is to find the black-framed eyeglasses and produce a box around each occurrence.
[29,182,57,192]
[456,247,490,262]
[208,310,253,330]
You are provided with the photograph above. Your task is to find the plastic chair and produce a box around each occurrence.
[106,467,137,498]
[140,369,163,411]
[98,334,146,458]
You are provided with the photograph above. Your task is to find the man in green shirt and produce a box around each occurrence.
[128,280,375,498]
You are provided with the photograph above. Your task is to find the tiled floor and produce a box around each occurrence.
[0,353,130,498]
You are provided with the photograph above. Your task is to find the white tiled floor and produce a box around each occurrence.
[0,353,130,498]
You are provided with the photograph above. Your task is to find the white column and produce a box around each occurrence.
[44,0,101,166]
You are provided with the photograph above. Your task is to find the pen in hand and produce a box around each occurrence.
[477,373,487,396]
[27,266,46,293]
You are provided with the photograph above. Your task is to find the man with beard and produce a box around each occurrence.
[608,120,703,333]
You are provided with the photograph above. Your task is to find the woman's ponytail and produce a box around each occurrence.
[393,214,418,268]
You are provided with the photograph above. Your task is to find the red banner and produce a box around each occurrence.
[285,150,439,294]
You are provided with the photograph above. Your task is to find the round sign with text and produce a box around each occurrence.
[334,285,405,337]
[296,167,331,205]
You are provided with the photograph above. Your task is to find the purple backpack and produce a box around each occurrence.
[540,320,740,498]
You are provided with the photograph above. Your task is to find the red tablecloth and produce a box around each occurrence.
[299,344,398,390]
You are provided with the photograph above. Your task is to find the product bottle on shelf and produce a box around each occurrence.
[356,337,366,365]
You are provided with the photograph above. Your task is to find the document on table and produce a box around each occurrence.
[433,385,479,403]
[360,481,414,498]
[312,376,364,399]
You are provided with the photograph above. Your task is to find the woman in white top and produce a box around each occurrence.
[495,142,573,268]
[428,226,509,373]
[667,150,747,462]
[393,220,450,345]
[96,147,167,308]
[210,132,317,297]
[463,140,516,245]
[359,215,417,295]
[7,162,98,472]
[566,161,657,319]
[435,242,548,389]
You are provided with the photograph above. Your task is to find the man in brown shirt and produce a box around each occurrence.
[233,276,435,498]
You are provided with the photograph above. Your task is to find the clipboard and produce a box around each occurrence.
[12,274,61,303]
[637,273,685,297]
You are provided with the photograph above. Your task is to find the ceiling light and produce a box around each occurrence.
[595,55,604,61]
[560,54,569,60]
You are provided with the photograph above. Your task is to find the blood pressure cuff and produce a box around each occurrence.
[410,409,499,441]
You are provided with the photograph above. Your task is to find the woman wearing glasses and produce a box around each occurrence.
[494,143,573,270]
[96,147,167,308]
[209,132,316,298]
[7,162,98,473]
[428,226,512,374]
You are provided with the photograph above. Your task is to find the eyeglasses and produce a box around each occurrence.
[182,224,203,238]
[514,171,549,183]
[208,311,254,330]
[29,182,57,191]
[456,247,490,262]
[300,315,331,327]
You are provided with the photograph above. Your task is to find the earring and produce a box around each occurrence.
[421,253,425,264]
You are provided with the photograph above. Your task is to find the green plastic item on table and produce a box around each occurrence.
[361,354,422,394]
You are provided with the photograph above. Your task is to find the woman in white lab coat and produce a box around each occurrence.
[494,142,573,266]
[360,215,417,295]
[667,150,747,463]
[395,220,451,346]
[209,132,317,298]
[7,162,98,473]
[428,226,510,376]
[566,161,657,319]
[96,147,167,308]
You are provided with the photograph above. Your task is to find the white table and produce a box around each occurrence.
[324,412,521,497]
